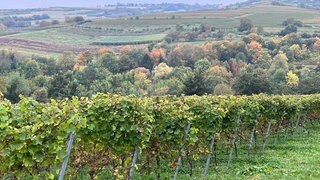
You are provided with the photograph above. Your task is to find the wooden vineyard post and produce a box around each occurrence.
[262,121,272,153]
[274,117,283,145]
[202,131,216,177]
[173,121,191,180]
[247,126,256,157]
[128,146,139,180]
[295,113,301,130]
[295,113,308,133]
[156,154,161,180]
[284,118,291,141]
[227,115,241,168]
[300,113,307,132]
[59,132,76,180]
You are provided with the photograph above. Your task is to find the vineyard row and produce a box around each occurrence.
[0,93,320,179]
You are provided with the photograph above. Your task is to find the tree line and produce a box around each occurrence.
[1,17,320,102]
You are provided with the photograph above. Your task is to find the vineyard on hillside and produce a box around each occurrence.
[1,94,320,179]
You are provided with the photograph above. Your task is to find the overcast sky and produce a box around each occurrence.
[0,0,245,9]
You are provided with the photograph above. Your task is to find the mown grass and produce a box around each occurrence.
[75,124,320,179]
[0,46,60,58]
[145,125,320,180]
[174,125,320,180]
[4,29,166,46]
[93,34,167,44]
[0,31,20,37]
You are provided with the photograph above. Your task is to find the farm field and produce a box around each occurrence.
[0,7,113,21]
[0,45,61,58]
[0,28,166,53]
[90,4,320,30]
[2,28,166,45]
[1,3,320,54]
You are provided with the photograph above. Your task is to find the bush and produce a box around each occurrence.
[51,20,59,25]
[39,21,51,27]
[65,16,85,23]
[279,25,297,37]
[301,33,312,38]
[238,18,253,32]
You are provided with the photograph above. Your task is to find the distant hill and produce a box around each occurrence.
[225,0,262,8]
[270,0,320,8]
[224,0,320,9]
[0,0,248,9]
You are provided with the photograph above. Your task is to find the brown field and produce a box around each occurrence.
[0,38,97,53]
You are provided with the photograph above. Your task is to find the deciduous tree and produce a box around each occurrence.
[238,18,253,32]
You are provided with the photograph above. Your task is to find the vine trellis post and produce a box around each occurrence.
[173,121,191,180]
[59,132,76,180]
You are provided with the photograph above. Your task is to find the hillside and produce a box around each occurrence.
[0,3,319,54]
[1,2,320,101]
[272,0,320,8]
[0,1,248,9]
[1,2,320,179]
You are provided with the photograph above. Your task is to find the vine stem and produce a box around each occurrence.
[295,113,301,129]
[156,154,161,180]
[262,121,272,153]
[202,131,216,177]
[59,132,76,180]
[227,115,241,168]
[284,119,290,141]
[173,121,191,180]
[128,146,139,180]
[301,113,307,132]
[274,119,282,145]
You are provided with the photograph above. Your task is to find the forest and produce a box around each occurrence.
[1,16,320,103]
